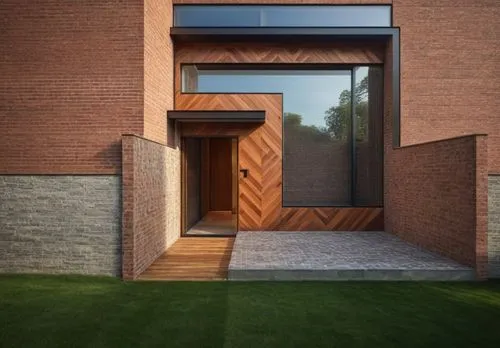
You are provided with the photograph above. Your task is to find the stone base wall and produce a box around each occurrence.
[0,176,121,276]
[488,176,500,278]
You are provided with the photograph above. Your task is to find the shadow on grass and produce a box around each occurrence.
[1,275,500,348]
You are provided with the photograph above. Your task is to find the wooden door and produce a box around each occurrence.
[209,138,232,211]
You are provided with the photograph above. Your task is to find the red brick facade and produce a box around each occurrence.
[2,0,497,173]
[0,0,145,174]
[393,0,500,173]
[144,0,175,144]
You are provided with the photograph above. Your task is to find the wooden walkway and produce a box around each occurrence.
[138,237,235,281]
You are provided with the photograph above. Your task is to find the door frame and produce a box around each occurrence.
[180,135,239,236]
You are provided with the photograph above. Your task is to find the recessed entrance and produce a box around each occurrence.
[182,137,238,236]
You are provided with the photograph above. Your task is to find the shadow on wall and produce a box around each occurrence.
[95,140,123,172]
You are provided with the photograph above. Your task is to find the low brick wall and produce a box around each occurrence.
[385,135,488,279]
[488,176,500,278]
[122,135,180,280]
[0,176,121,276]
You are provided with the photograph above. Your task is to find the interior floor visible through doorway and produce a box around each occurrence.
[186,211,237,236]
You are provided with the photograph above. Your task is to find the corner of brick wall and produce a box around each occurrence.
[122,135,136,280]
[475,135,488,279]
[385,135,488,279]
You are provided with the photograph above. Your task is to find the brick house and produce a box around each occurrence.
[0,0,498,280]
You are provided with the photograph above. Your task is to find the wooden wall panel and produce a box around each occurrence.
[178,94,279,230]
[279,208,384,231]
[175,42,385,231]
[178,94,383,231]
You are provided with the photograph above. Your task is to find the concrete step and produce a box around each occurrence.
[228,268,475,281]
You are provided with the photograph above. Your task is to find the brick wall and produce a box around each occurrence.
[122,135,180,280]
[385,135,489,278]
[0,0,144,174]
[144,0,174,144]
[394,0,500,173]
[0,176,121,276]
[488,176,500,278]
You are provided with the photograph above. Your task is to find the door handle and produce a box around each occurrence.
[240,169,249,178]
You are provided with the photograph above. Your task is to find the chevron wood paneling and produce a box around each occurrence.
[178,94,282,230]
[175,42,384,65]
[175,44,384,231]
[279,208,384,231]
[174,42,384,99]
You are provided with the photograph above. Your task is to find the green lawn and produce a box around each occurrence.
[0,275,499,348]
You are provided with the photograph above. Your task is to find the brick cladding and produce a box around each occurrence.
[382,36,489,278]
[122,135,180,280]
[121,0,180,279]
[144,0,174,144]
[393,0,500,173]
[385,135,488,279]
[0,0,145,174]
[2,0,497,174]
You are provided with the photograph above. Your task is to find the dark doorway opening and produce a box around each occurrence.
[182,137,238,236]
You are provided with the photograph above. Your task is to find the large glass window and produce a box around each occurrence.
[174,5,391,28]
[182,65,383,207]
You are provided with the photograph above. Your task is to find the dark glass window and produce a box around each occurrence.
[182,65,383,207]
[353,67,384,206]
[174,5,391,28]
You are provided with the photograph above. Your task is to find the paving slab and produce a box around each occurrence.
[228,232,475,281]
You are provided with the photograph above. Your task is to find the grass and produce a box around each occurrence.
[0,275,499,348]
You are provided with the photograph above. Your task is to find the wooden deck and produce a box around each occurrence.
[138,237,235,281]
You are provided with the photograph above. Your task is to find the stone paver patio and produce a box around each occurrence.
[228,232,475,281]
